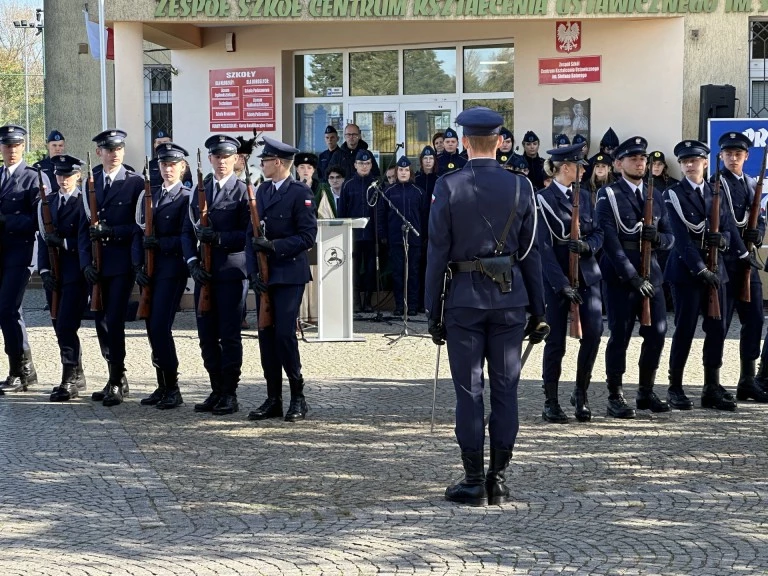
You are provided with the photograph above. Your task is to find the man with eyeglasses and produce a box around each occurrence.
[329,123,381,182]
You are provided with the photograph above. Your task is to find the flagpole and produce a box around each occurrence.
[98,0,107,130]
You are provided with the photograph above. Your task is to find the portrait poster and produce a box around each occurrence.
[552,98,591,147]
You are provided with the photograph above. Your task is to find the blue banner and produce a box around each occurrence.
[708,118,768,180]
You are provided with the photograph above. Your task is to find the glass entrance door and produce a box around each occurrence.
[401,102,456,162]
[346,104,399,175]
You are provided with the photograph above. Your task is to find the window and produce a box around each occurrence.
[463,99,514,131]
[295,53,343,98]
[463,45,514,94]
[349,50,398,96]
[295,103,343,152]
[403,48,456,95]
[750,21,768,117]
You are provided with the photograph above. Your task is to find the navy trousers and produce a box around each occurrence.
[389,243,420,312]
[724,264,763,361]
[45,280,88,366]
[670,281,727,372]
[352,240,376,294]
[93,273,135,365]
[145,276,186,371]
[445,306,525,453]
[543,282,603,385]
[604,279,667,376]
[0,267,31,357]
[257,283,304,398]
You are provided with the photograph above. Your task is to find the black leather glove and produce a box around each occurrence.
[524,315,550,344]
[89,222,112,240]
[188,260,211,285]
[698,268,720,289]
[743,227,762,247]
[559,285,584,305]
[249,273,267,295]
[629,275,655,298]
[251,236,275,254]
[705,231,725,250]
[641,224,659,245]
[83,264,99,284]
[40,271,57,293]
[427,318,446,346]
[43,232,64,248]
[134,264,150,288]
[143,234,160,249]
[567,239,591,256]
[741,252,761,271]
[196,226,219,245]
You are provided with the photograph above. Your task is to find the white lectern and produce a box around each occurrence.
[306,217,368,342]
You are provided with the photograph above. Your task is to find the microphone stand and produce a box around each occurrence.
[377,186,431,345]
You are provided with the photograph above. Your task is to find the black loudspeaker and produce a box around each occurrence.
[699,84,736,142]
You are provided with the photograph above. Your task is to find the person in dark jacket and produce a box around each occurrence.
[37,129,66,194]
[329,123,380,181]
[436,127,467,175]
[522,131,546,190]
[317,125,339,182]
[414,146,438,314]
[646,150,679,190]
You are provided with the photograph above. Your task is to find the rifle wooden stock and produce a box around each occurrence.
[137,159,154,320]
[568,177,582,339]
[740,145,768,302]
[197,150,212,316]
[37,166,60,320]
[640,171,655,327]
[245,167,273,329]
[708,169,722,320]
[87,153,103,312]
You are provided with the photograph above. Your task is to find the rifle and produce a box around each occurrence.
[197,149,212,316]
[568,167,582,339]
[707,163,722,320]
[640,160,655,326]
[87,152,103,312]
[244,163,273,329]
[740,144,768,302]
[137,158,154,320]
[37,166,60,319]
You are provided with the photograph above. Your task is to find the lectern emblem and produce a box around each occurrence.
[324,247,345,268]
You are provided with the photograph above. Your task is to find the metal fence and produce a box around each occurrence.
[0,71,46,158]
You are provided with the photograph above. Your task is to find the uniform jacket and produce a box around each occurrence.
[38,189,85,284]
[425,158,544,317]
[149,158,193,192]
[537,181,603,292]
[37,156,59,193]
[78,164,144,277]
[1,161,50,268]
[181,173,250,281]
[329,141,381,180]
[663,178,746,284]
[436,151,467,175]
[414,171,437,242]
[246,176,317,285]
[132,181,191,280]
[318,148,337,182]
[338,173,378,242]
[379,182,426,246]
[524,154,546,190]
[496,150,523,169]
[595,177,674,286]
[714,169,766,266]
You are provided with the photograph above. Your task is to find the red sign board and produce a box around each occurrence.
[555,21,581,53]
[538,56,601,85]
[209,67,275,131]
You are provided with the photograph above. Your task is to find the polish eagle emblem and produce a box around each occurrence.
[556,21,581,53]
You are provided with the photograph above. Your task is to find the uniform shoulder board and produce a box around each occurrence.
[124,164,136,173]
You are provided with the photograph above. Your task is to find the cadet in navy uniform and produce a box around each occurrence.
[380,156,425,317]
[245,138,317,422]
[317,125,339,182]
[713,132,768,403]
[181,135,250,416]
[495,127,519,169]
[436,128,467,175]
[0,125,49,395]
[338,149,378,312]
[554,134,570,148]
[537,144,603,423]
[595,137,674,418]
[38,155,88,401]
[37,130,66,194]
[522,131,546,190]
[415,146,438,313]
[425,107,547,507]
[133,143,191,410]
[663,140,750,411]
[79,129,144,406]
[148,130,193,191]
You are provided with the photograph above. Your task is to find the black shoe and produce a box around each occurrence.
[542,399,568,423]
[736,359,768,402]
[194,392,221,412]
[50,383,78,402]
[445,451,487,507]
[248,397,284,420]
[701,389,738,411]
[285,397,308,422]
[141,368,166,406]
[92,364,128,401]
[1,355,28,392]
[102,385,123,407]
[91,382,110,402]
[570,389,592,422]
[667,387,694,410]
[636,389,670,412]
[485,448,512,505]
[157,388,183,410]
[211,394,239,415]
[606,390,636,419]
[754,359,768,392]
[701,366,737,411]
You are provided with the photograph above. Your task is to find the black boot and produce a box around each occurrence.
[666,368,693,410]
[21,348,37,387]
[754,358,768,392]
[140,368,166,406]
[445,451,487,507]
[102,364,126,407]
[485,448,512,505]
[606,373,636,419]
[285,377,308,422]
[736,359,768,402]
[636,367,669,412]
[570,368,592,422]
[542,381,568,423]
[701,366,737,411]
[50,365,79,402]
[212,372,239,415]
[194,373,221,412]
[157,370,183,410]
[1,355,28,393]
[248,397,283,420]
[92,363,128,401]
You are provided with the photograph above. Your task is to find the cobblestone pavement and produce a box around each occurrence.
[0,290,767,575]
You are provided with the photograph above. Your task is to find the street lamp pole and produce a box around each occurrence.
[13,14,44,154]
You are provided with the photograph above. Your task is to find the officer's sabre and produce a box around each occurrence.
[520,339,535,370]
[430,270,451,433]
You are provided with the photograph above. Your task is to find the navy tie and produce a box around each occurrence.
[565,189,573,204]
[104,176,112,195]
[635,187,643,207]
